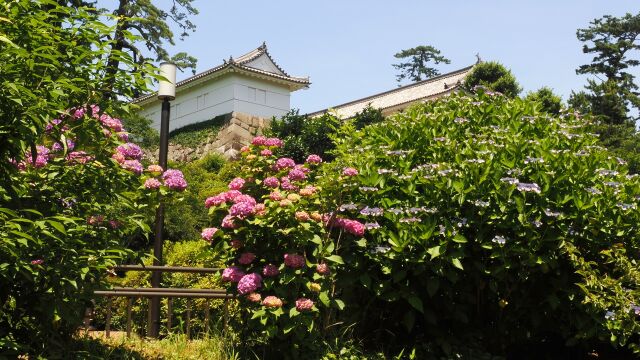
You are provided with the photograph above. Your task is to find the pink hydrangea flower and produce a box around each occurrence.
[281,178,299,191]
[144,178,161,189]
[230,239,243,249]
[164,176,187,191]
[205,195,224,208]
[221,215,236,229]
[116,143,143,160]
[316,263,330,275]
[284,253,305,269]
[254,203,266,216]
[246,292,262,303]
[99,114,123,132]
[335,218,366,237]
[147,164,163,173]
[299,185,317,196]
[275,157,296,170]
[90,104,100,117]
[224,190,242,202]
[288,168,306,181]
[263,177,280,188]
[117,132,129,142]
[72,107,85,119]
[279,199,293,207]
[306,154,322,164]
[232,194,256,206]
[228,177,245,190]
[30,259,44,265]
[262,264,280,277]
[238,252,256,265]
[111,152,125,164]
[237,273,262,295]
[264,137,283,147]
[251,136,267,146]
[222,266,245,282]
[201,227,218,242]
[122,160,143,175]
[262,296,283,308]
[109,220,120,229]
[269,191,283,201]
[342,167,359,176]
[295,298,314,312]
[295,211,310,221]
[241,145,250,153]
[162,169,184,180]
[260,149,273,157]
[67,151,93,164]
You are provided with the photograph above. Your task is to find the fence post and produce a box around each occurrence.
[186,299,192,339]
[205,299,210,334]
[105,296,112,338]
[126,297,133,337]
[167,297,173,333]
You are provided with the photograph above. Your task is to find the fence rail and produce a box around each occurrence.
[92,265,234,339]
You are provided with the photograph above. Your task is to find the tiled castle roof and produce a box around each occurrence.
[309,65,474,119]
[133,43,310,105]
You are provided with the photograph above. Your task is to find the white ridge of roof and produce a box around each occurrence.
[309,65,474,119]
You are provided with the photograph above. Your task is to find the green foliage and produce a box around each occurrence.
[328,90,640,356]
[163,154,232,242]
[524,87,563,114]
[571,12,640,173]
[169,114,229,149]
[0,107,162,356]
[122,111,160,150]
[393,45,451,83]
[102,0,199,95]
[352,105,385,130]
[266,110,342,163]
[0,0,152,187]
[205,143,356,357]
[463,61,522,98]
[575,12,640,124]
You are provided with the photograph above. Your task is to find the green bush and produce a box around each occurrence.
[327,90,640,357]
[463,61,522,98]
[0,106,162,356]
[164,153,234,241]
[266,110,342,163]
[524,87,563,115]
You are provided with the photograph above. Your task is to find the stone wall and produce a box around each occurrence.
[147,112,270,163]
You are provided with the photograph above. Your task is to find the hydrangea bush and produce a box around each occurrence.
[1,105,186,355]
[326,90,640,356]
[203,136,365,353]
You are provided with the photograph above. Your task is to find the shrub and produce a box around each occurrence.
[327,90,640,357]
[203,137,363,357]
[525,87,563,115]
[266,110,341,163]
[352,105,385,130]
[463,61,522,98]
[0,106,185,356]
[164,153,233,241]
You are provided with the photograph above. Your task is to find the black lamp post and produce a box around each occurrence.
[149,61,176,338]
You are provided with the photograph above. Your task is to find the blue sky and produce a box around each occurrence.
[165,1,640,114]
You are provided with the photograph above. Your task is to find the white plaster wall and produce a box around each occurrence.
[139,74,291,132]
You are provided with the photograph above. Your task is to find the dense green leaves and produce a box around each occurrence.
[328,90,640,355]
